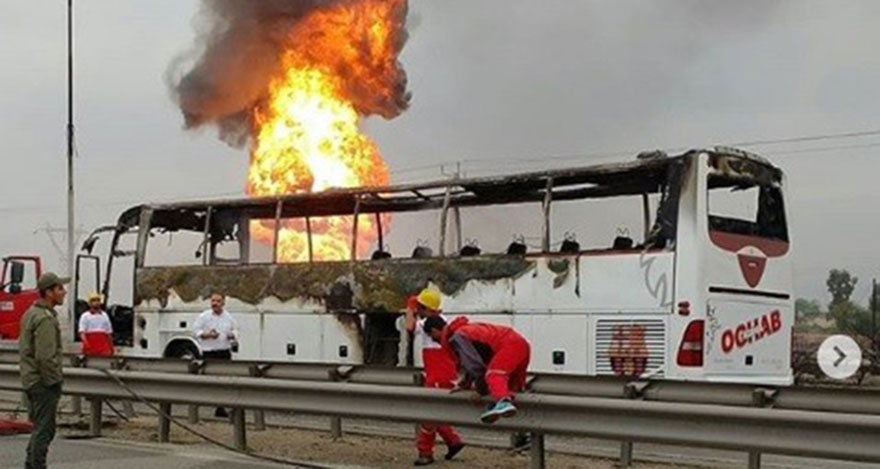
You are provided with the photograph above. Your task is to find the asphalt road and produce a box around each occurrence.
[0,435,301,469]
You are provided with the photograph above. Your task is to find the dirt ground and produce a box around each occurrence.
[79,416,687,469]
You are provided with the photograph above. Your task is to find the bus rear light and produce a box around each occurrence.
[677,320,704,367]
[677,301,691,316]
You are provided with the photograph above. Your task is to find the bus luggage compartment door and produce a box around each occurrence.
[704,299,791,379]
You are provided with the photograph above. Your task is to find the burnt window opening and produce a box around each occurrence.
[363,313,402,366]
[707,175,788,242]
[143,208,209,268]
[123,152,734,270]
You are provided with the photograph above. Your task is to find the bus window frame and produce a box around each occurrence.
[125,152,702,270]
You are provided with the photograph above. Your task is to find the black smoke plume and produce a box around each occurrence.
[167,0,410,147]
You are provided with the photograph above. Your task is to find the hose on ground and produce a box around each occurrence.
[97,368,337,469]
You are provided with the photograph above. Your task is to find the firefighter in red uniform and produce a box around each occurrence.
[424,316,531,423]
[404,289,465,466]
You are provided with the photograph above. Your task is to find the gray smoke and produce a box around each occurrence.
[167,0,410,147]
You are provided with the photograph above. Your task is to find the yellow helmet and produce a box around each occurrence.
[87,292,103,303]
[416,288,442,311]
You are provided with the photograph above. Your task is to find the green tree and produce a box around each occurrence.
[827,269,858,307]
[794,298,822,320]
[829,301,871,338]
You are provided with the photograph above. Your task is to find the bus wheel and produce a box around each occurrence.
[165,341,200,360]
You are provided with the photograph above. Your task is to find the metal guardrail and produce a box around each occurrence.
[3,350,880,415]
[1,364,879,467]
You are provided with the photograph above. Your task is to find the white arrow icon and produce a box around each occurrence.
[818,335,861,380]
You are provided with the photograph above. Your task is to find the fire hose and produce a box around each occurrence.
[97,369,338,469]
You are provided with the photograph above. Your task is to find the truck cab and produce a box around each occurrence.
[0,256,42,341]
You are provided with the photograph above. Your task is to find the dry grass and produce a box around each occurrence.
[95,416,688,469]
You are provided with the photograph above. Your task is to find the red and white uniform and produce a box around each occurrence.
[78,310,114,357]
[442,316,531,401]
[416,315,458,386]
[414,313,461,456]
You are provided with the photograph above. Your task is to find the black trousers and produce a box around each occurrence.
[25,383,62,469]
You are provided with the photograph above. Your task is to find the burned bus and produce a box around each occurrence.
[77,147,793,384]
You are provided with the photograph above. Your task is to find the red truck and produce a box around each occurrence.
[0,256,42,340]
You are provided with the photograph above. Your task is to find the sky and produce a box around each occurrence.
[0,0,878,305]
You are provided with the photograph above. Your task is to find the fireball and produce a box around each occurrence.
[246,0,407,262]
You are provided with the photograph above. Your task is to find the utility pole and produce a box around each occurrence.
[872,279,877,357]
[66,0,76,328]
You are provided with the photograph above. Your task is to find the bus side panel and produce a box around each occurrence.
[261,314,322,362]
[321,314,362,364]
[516,314,589,375]
[704,299,791,379]
[512,254,675,314]
[155,312,199,356]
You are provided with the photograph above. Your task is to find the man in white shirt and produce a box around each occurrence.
[192,292,238,417]
[192,292,239,360]
[78,292,114,356]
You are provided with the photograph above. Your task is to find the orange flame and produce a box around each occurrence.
[246,0,406,262]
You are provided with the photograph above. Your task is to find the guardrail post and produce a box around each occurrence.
[186,359,204,424]
[158,402,172,443]
[70,356,83,417]
[619,381,648,467]
[330,416,343,440]
[619,441,633,467]
[530,432,545,469]
[248,364,265,431]
[88,397,103,437]
[748,388,777,469]
[329,366,350,440]
[232,407,247,450]
[188,404,200,424]
[253,409,266,431]
[71,396,83,418]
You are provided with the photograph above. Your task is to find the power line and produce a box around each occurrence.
[388,127,880,179]
[729,129,880,148]
[769,141,880,157]
[2,126,879,214]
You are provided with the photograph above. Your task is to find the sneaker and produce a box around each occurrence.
[414,455,434,466]
[445,443,465,460]
[480,399,517,424]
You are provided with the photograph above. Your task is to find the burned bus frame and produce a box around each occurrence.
[83,147,784,364]
[115,151,691,270]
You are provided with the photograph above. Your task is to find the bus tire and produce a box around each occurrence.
[165,340,200,360]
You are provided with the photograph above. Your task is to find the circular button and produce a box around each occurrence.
[817,335,862,380]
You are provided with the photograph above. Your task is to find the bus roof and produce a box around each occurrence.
[117,147,781,230]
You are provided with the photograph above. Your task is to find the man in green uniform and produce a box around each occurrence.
[19,272,68,469]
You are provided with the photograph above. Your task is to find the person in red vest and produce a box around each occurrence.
[423,316,531,423]
[404,288,465,466]
[78,292,114,357]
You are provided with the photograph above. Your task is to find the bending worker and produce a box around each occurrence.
[78,292,114,357]
[405,288,465,466]
[423,316,531,423]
